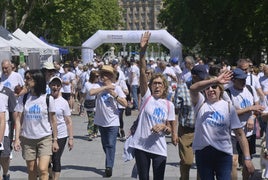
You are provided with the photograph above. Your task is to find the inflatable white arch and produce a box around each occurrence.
[82,29,182,64]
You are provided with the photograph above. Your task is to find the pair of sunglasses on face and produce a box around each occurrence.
[206,85,218,90]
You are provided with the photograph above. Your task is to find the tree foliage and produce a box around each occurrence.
[158,0,268,64]
[0,0,122,56]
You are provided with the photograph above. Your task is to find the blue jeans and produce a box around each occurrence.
[195,146,232,180]
[131,85,139,109]
[135,149,167,180]
[98,126,119,168]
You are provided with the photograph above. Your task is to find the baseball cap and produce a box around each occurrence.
[149,57,155,61]
[111,59,118,65]
[42,62,55,70]
[232,68,247,79]
[191,65,208,80]
[49,76,62,85]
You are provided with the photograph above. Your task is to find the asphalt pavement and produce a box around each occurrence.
[7,110,263,179]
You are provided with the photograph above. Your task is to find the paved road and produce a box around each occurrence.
[8,110,263,179]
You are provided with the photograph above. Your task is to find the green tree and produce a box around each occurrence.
[1,0,123,57]
[159,0,268,64]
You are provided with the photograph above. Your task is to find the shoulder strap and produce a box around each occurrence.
[46,94,50,109]
[225,88,232,101]
[195,101,205,119]
[245,85,253,97]
[140,95,151,111]
[23,93,29,106]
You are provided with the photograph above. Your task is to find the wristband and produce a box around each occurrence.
[244,156,251,160]
[69,137,74,140]
[53,138,58,141]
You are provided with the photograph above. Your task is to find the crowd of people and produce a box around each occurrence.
[0,30,267,179]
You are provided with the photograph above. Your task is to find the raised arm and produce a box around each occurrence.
[139,31,151,97]
[190,70,232,105]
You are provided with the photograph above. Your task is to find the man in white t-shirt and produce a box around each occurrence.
[1,59,24,93]
[259,65,268,100]
[225,68,265,179]
[0,83,16,180]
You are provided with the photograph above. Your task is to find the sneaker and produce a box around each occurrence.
[88,137,93,141]
[3,174,10,180]
[105,167,112,177]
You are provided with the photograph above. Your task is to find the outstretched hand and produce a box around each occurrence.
[217,70,233,84]
[140,31,151,49]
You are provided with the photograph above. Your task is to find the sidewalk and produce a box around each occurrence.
[8,111,262,179]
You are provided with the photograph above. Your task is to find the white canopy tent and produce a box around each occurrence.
[0,26,29,56]
[26,31,59,56]
[0,39,12,61]
[82,29,182,64]
[13,28,51,55]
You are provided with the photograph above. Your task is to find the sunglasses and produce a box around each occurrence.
[206,85,218,90]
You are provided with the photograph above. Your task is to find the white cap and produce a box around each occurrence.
[149,57,155,61]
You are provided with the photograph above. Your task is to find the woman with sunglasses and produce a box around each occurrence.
[189,71,255,179]
[89,65,127,177]
[14,70,59,180]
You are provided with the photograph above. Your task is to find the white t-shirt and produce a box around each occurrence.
[226,85,259,137]
[172,65,182,82]
[83,82,97,111]
[193,93,242,155]
[54,96,71,138]
[129,89,175,157]
[115,79,128,109]
[246,73,261,89]
[130,64,140,86]
[61,71,75,93]
[1,71,24,91]
[0,86,8,136]
[93,82,126,127]
[14,94,56,139]
[259,75,268,95]
[180,69,192,84]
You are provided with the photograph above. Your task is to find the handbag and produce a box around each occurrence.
[84,99,96,109]
[125,106,132,116]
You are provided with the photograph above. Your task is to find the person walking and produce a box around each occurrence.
[0,82,16,180]
[128,31,178,180]
[14,69,59,180]
[84,70,99,141]
[89,65,127,177]
[49,76,74,180]
[189,70,255,179]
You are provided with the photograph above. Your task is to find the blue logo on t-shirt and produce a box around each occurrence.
[205,111,225,128]
[25,104,42,121]
[3,81,11,89]
[148,107,166,123]
[240,98,251,108]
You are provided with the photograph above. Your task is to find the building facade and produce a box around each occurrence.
[119,0,163,30]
